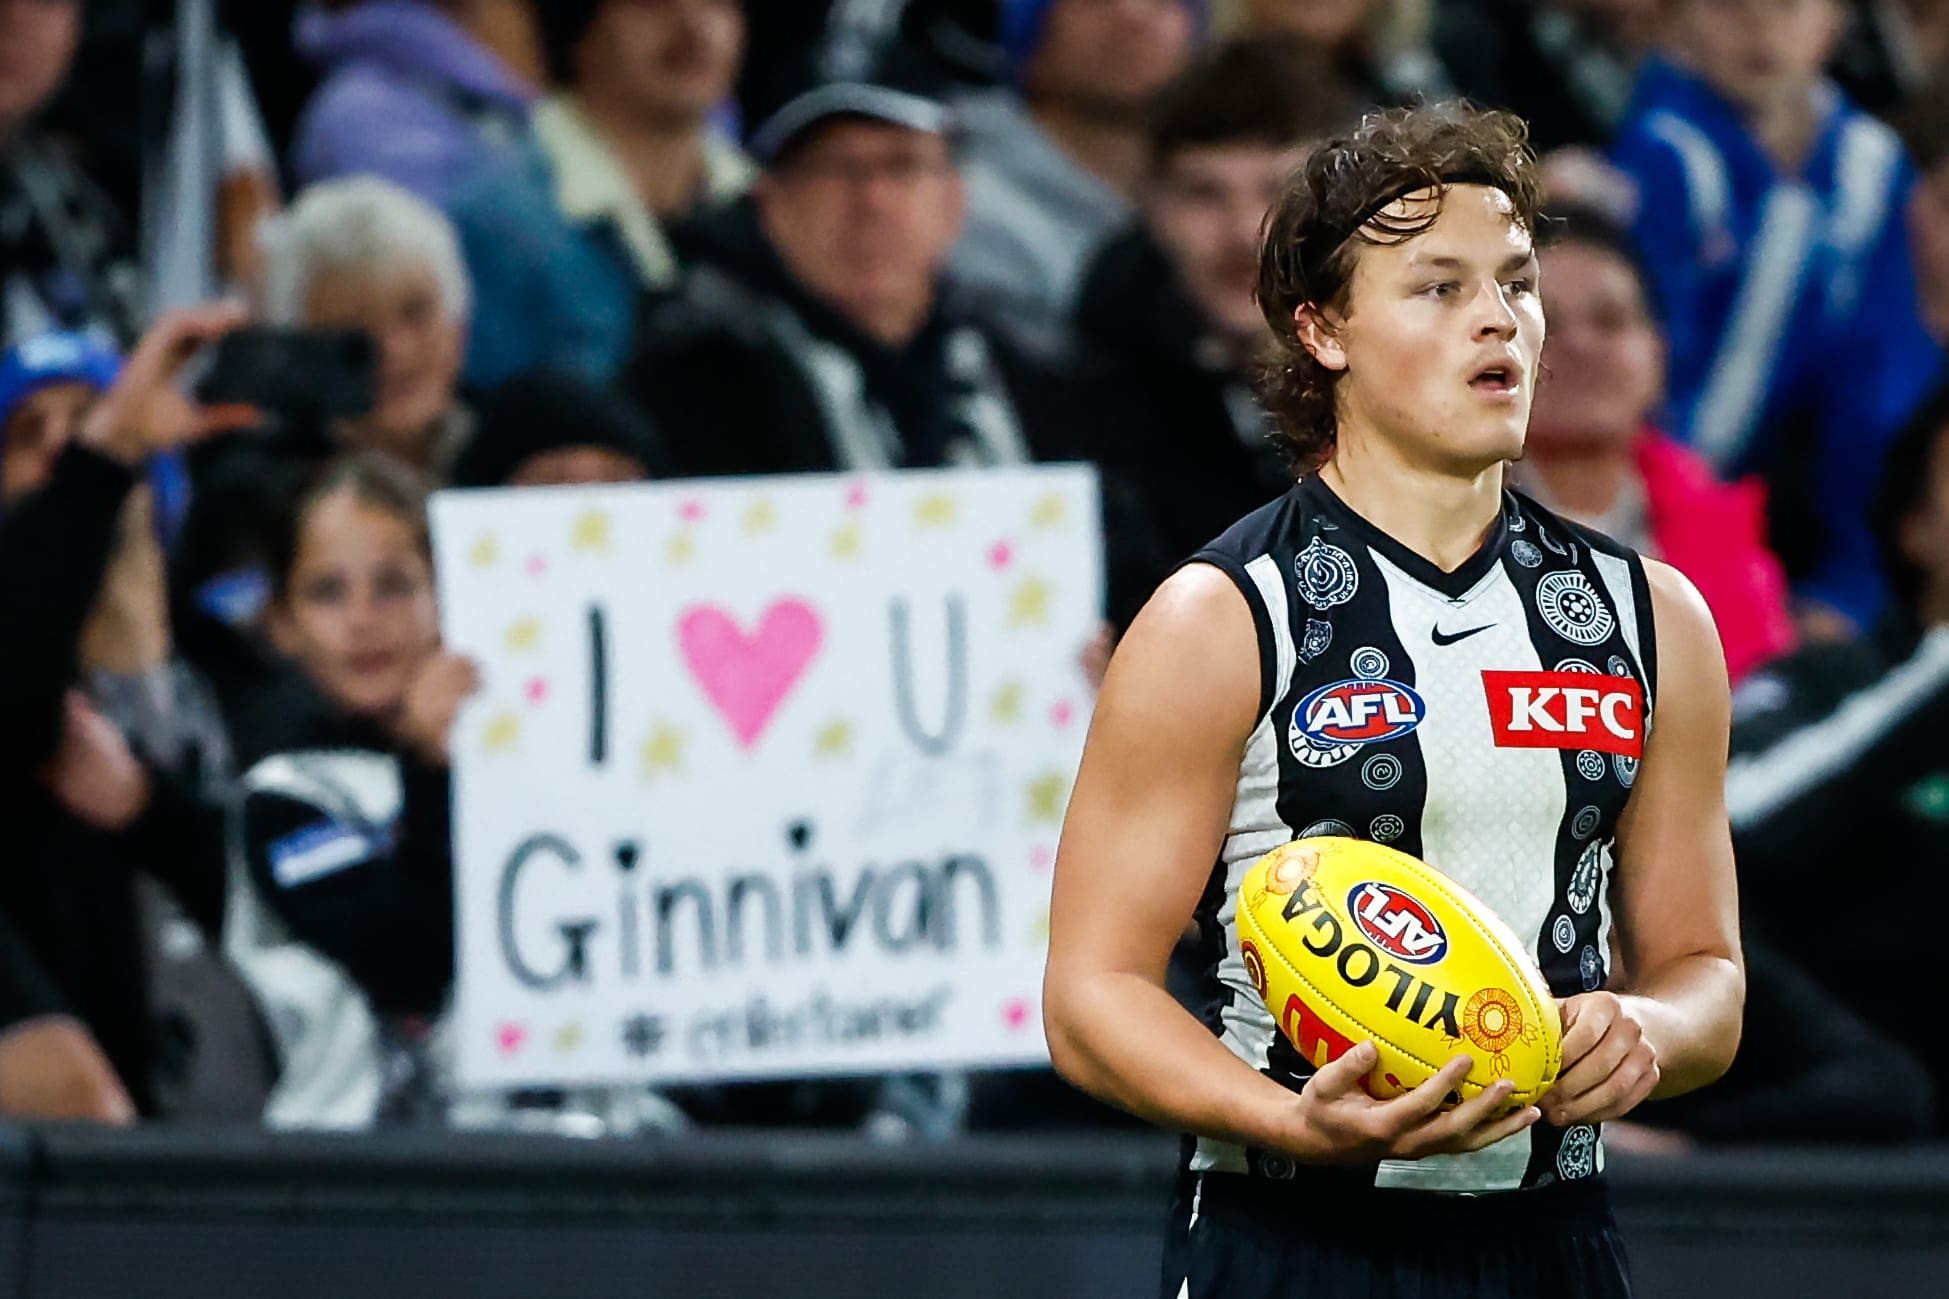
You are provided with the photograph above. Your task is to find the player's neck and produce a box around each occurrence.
[1319,438,1505,574]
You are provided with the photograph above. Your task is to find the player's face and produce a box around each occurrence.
[1323,184,1544,474]
[270,491,440,721]
[1672,0,1842,114]
[1528,240,1664,450]
[1146,142,1307,344]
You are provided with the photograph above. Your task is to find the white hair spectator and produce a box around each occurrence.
[259,176,472,326]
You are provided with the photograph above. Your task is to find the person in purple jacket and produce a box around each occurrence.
[290,0,542,205]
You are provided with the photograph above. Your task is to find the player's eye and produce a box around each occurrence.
[1422,281,1460,299]
[1504,278,1535,296]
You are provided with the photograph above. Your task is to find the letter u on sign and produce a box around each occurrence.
[1481,671,1643,757]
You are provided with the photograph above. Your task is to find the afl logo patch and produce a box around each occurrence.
[1293,678,1427,747]
[1296,537,1359,610]
[1347,881,1449,964]
[1536,572,1615,646]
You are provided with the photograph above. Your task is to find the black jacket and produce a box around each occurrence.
[1073,223,1295,564]
[1726,621,1949,1102]
[1433,0,1639,155]
[228,672,455,1021]
[627,199,1170,626]
[0,444,226,1113]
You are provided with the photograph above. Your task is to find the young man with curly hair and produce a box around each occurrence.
[1042,102,1745,1298]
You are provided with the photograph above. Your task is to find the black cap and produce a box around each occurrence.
[749,82,954,165]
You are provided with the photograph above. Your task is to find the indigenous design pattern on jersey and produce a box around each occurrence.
[1187,478,1658,1195]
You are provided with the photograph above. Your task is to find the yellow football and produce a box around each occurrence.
[1236,837,1561,1107]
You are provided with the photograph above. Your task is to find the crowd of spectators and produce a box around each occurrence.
[3,0,1949,1149]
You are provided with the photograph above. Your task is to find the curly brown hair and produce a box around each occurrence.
[1254,102,1542,473]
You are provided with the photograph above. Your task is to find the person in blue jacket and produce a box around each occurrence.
[1610,0,1927,634]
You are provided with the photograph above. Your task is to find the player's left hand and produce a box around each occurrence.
[1540,991,1660,1127]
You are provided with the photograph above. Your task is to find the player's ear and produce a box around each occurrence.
[1295,304,1347,372]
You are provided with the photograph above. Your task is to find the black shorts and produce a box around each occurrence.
[1161,1170,1632,1299]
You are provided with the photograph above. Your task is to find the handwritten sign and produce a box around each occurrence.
[430,468,1102,1089]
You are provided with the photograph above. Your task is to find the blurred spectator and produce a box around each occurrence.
[1073,37,1350,561]
[1830,0,1949,118]
[950,0,1198,352]
[1610,0,1924,635]
[1517,206,1796,682]
[1225,0,1453,106]
[260,176,475,478]
[1435,0,1658,153]
[1721,384,1949,1119]
[0,307,262,1122]
[450,0,753,389]
[290,0,542,204]
[225,452,473,1127]
[175,176,474,719]
[449,370,667,487]
[0,0,144,347]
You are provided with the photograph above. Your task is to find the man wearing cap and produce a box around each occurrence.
[949,0,1198,355]
[627,80,1065,480]
[449,0,755,389]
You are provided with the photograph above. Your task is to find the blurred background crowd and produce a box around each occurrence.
[3,0,1948,1150]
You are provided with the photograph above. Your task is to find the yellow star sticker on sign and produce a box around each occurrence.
[830,520,863,559]
[1030,492,1066,529]
[1008,576,1052,628]
[743,498,778,535]
[914,493,957,528]
[469,534,498,568]
[571,509,611,554]
[505,617,542,652]
[1028,909,1050,943]
[1026,772,1068,824]
[553,1022,584,1053]
[484,713,520,752]
[641,722,686,778]
[990,680,1024,724]
[814,719,854,757]
[666,532,696,565]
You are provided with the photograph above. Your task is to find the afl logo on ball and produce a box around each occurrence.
[1347,881,1449,965]
[1294,678,1426,747]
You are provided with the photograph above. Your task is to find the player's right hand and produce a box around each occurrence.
[1288,1041,1540,1163]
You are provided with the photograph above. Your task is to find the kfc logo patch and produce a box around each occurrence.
[1482,671,1644,757]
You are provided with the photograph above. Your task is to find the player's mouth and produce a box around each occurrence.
[1467,358,1523,401]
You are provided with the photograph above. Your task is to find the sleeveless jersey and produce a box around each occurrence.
[1187,476,1659,1195]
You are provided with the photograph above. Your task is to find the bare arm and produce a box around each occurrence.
[1541,560,1746,1125]
[1045,566,1535,1161]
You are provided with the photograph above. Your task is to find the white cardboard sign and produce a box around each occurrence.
[430,467,1102,1088]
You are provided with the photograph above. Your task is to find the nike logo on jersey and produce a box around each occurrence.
[1430,623,1495,647]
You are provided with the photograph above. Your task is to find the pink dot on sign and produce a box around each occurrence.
[678,499,706,524]
[496,1023,528,1056]
[525,554,548,577]
[525,677,549,705]
[1029,845,1054,871]
[987,540,1014,570]
[845,481,869,510]
[1002,999,1032,1031]
[1049,700,1074,729]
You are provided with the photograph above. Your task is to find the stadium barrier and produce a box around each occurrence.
[0,1125,1942,1296]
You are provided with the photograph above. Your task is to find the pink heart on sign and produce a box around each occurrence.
[679,599,825,749]
[496,1022,528,1056]
[525,677,549,705]
[1029,845,1055,871]
[1002,999,1032,1032]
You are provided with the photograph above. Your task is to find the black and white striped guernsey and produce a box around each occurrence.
[1187,476,1659,1195]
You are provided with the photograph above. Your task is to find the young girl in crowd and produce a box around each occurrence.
[225,451,479,1128]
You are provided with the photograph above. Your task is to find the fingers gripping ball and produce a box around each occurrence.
[1237,838,1562,1109]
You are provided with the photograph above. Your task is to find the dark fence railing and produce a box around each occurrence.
[1,1126,1944,1297]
